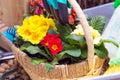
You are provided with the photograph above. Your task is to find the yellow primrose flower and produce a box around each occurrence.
[71,24,101,42]
[29,32,44,44]
[47,18,57,30]
[17,25,32,40]
[93,37,101,45]
[90,27,100,39]
[71,24,84,35]
[17,15,56,44]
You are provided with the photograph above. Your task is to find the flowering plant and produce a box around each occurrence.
[29,0,45,15]
[3,0,117,72]
[12,15,109,72]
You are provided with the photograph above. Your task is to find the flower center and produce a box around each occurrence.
[25,30,31,36]
[52,45,58,50]
[45,42,49,46]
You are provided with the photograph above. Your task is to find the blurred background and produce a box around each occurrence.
[0,0,113,26]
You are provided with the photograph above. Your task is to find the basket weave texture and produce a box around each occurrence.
[12,45,105,80]
[1,0,105,79]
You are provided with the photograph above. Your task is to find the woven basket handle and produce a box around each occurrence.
[68,0,94,70]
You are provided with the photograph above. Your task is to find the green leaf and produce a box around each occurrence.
[44,46,53,59]
[80,49,87,59]
[56,49,81,61]
[65,34,86,47]
[85,14,91,21]
[95,43,108,58]
[55,51,68,61]
[51,59,59,65]
[31,58,46,65]
[45,63,54,72]
[20,43,31,50]
[45,60,58,72]
[56,22,72,36]
[48,28,58,34]
[20,46,26,51]
[26,46,51,60]
[99,39,119,48]
[14,36,24,46]
[65,49,81,57]
[89,15,106,34]
[26,46,40,54]
[63,43,79,50]
[70,57,79,62]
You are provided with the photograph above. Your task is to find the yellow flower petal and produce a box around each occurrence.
[17,15,57,44]
[71,24,84,35]
[71,24,101,41]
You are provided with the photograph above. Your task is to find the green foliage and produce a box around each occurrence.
[99,39,119,48]
[45,63,55,72]
[95,43,108,58]
[48,28,59,34]
[94,39,119,58]
[21,45,51,60]
[31,58,46,65]
[63,43,78,50]
[56,22,72,37]
[45,60,58,72]
[20,42,31,51]
[80,49,87,59]
[13,14,110,72]
[64,49,81,57]
[14,36,24,47]
[26,46,40,54]
[65,34,86,48]
[56,49,81,61]
[89,15,106,34]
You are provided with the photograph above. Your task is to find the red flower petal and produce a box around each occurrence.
[30,2,34,6]
[41,34,61,46]
[49,42,63,55]
[35,0,39,3]
[69,15,75,24]
[41,33,63,55]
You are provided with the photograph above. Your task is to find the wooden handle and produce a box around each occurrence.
[68,0,94,70]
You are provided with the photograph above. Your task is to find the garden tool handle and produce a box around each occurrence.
[68,0,94,70]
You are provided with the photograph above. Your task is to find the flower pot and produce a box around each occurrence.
[10,0,106,79]
[12,45,104,80]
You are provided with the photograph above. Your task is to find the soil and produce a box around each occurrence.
[100,57,110,75]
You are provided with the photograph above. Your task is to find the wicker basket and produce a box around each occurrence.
[1,0,105,79]
[12,45,105,80]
